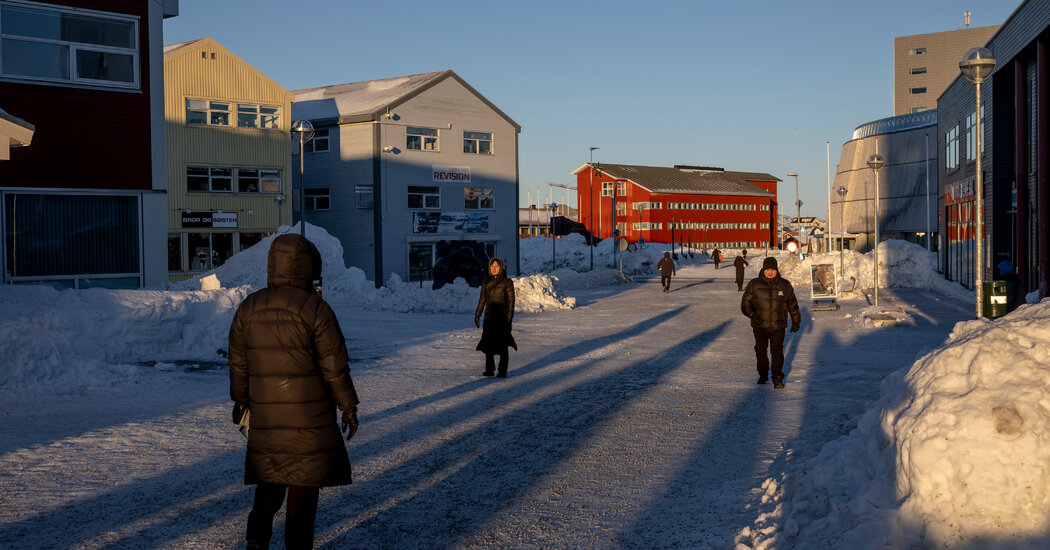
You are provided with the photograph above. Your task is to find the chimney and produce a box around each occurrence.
[964,11,971,28]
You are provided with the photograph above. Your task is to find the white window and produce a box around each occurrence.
[187,166,232,192]
[237,103,280,129]
[356,185,373,209]
[464,187,494,210]
[602,182,613,197]
[910,67,927,75]
[186,99,230,126]
[407,127,438,151]
[463,131,492,155]
[909,48,926,55]
[0,2,139,88]
[945,125,960,170]
[408,186,440,209]
[237,169,281,193]
[304,187,330,210]
[616,202,627,215]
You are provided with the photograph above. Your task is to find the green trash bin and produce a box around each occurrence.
[983,280,1008,318]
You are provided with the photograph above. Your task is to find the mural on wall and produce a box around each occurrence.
[413,212,489,234]
[431,240,490,290]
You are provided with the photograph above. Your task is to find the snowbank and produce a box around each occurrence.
[520,232,712,279]
[738,299,1050,549]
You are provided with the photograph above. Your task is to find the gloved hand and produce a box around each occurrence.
[474,316,480,328]
[232,402,248,424]
[791,322,800,333]
[341,408,359,441]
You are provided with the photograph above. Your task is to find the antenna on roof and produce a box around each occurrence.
[964,11,971,28]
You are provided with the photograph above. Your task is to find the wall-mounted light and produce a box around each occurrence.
[185,209,192,214]
[383,145,394,152]
[248,209,253,215]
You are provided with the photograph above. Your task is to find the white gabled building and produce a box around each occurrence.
[292,70,521,285]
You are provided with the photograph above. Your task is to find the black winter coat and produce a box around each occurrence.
[734,256,748,283]
[229,234,359,487]
[475,258,517,355]
[741,272,801,332]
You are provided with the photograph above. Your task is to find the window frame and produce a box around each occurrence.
[303,187,330,211]
[0,1,141,90]
[909,87,927,94]
[186,166,233,193]
[355,184,374,209]
[185,99,231,127]
[909,67,927,75]
[463,130,493,155]
[408,186,440,209]
[406,126,439,151]
[237,168,282,193]
[236,103,280,130]
[464,187,494,210]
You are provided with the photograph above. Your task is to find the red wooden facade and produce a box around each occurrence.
[575,165,779,248]
[0,0,154,191]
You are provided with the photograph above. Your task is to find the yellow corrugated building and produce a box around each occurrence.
[164,37,293,282]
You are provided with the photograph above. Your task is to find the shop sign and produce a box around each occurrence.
[432,165,471,183]
[181,212,239,228]
[946,179,975,204]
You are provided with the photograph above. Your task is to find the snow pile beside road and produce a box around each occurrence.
[362,273,574,314]
[0,284,246,394]
[520,233,711,276]
[739,299,1050,549]
[767,240,972,300]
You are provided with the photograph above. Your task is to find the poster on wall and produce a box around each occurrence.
[413,212,489,233]
[810,263,838,299]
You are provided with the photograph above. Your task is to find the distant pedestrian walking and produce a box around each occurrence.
[656,251,676,292]
[475,257,517,377]
[712,248,722,269]
[228,234,360,550]
[734,254,749,291]
[740,257,801,390]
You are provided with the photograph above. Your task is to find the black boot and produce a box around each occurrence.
[757,374,768,384]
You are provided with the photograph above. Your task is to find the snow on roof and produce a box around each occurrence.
[291,71,449,123]
[163,38,200,55]
[572,163,778,197]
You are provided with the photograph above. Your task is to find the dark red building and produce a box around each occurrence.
[0,0,178,288]
[573,163,779,249]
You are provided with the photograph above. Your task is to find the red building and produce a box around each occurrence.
[0,0,178,288]
[573,163,780,249]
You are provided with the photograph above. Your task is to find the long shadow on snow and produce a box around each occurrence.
[316,322,731,548]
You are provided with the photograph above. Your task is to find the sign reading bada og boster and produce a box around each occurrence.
[432,165,471,183]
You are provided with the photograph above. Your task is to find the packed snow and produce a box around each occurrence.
[1,226,1048,548]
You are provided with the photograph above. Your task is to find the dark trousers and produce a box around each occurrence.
[246,483,320,550]
[485,352,508,375]
[661,274,671,290]
[753,328,786,383]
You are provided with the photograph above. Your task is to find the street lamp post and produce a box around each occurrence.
[837,185,847,285]
[589,147,599,271]
[550,202,558,270]
[291,120,315,238]
[960,46,997,318]
[274,193,286,229]
[788,172,800,227]
[867,152,885,308]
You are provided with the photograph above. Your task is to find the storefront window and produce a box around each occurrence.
[167,233,182,271]
[408,243,434,281]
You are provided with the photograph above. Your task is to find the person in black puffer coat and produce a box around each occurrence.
[228,233,360,550]
[740,256,801,389]
[475,257,517,377]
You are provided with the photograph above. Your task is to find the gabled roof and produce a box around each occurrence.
[163,37,292,100]
[571,163,778,197]
[292,70,520,131]
[163,39,200,55]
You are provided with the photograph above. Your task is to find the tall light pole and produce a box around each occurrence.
[550,202,558,270]
[589,147,599,271]
[291,120,315,238]
[826,142,832,254]
[837,186,847,286]
[960,46,996,318]
[867,152,885,308]
[788,172,801,230]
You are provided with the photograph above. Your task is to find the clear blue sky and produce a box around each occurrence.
[165,0,1018,220]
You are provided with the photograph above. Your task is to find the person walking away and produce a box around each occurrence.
[734,253,749,291]
[656,251,676,292]
[712,248,722,269]
[740,257,801,390]
[475,257,517,377]
[228,234,360,550]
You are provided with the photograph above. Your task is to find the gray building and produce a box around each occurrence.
[895,24,999,115]
[291,70,521,285]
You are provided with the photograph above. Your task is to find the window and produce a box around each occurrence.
[464,187,494,210]
[294,128,329,154]
[186,99,230,126]
[910,67,927,75]
[356,185,373,209]
[187,167,232,192]
[408,186,440,209]
[910,87,927,94]
[601,182,614,197]
[965,112,976,161]
[633,202,661,209]
[237,104,280,129]
[304,188,330,210]
[408,243,435,282]
[909,48,926,55]
[0,2,139,88]
[463,131,493,155]
[910,107,928,113]
[167,233,181,272]
[945,125,960,170]
[407,127,438,151]
[239,232,265,252]
[187,232,233,271]
[237,169,281,193]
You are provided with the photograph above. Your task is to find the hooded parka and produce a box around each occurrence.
[740,257,801,331]
[228,234,359,487]
[475,258,517,355]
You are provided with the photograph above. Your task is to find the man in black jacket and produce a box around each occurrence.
[733,253,749,291]
[229,234,360,550]
[740,256,801,389]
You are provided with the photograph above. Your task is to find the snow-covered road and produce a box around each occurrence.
[0,274,972,549]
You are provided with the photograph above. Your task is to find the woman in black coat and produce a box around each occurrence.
[475,257,517,377]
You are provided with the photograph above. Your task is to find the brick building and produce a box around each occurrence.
[895,24,999,115]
